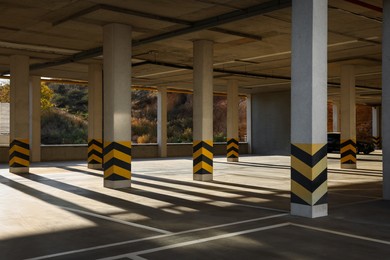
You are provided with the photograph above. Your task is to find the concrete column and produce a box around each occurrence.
[30,76,41,162]
[193,39,213,181]
[372,106,381,149]
[227,80,239,162]
[291,0,328,218]
[9,55,30,173]
[383,0,390,200]
[332,102,339,132]
[246,94,252,154]
[340,65,357,169]
[88,63,103,169]
[157,87,167,157]
[103,23,132,189]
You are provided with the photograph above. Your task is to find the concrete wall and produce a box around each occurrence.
[0,143,248,162]
[252,91,291,155]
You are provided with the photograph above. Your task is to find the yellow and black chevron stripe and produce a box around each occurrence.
[227,138,239,159]
[193,140,213,175]
[9,139,30,168]
[291,143,327,206]
[103,141,131,181]
[340,139,356,164]
[372,136,381,148]
[88,139,103,165]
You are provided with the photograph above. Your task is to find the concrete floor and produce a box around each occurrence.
[0,152,389,260]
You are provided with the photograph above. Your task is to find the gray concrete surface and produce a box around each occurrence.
[0,152,389,259]
[252,91,291,155]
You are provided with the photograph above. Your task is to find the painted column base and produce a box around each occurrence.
[291,203,327,218]
[10,167,29,174]
[88,163,103,170]
[104,180,131,189]
[227,158,239,162]
[193,173,213,182]
[341,163,357,169]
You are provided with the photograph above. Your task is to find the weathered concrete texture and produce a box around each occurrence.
[0,153,388,259]
[252,91,291,155]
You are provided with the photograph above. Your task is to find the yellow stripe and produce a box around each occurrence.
[340,144,356,154]
[291,155,327,181]
[293,143,325,155]
[105,165,131,179]
[193,147,213,160]
[341,154,356,163]
[104,149,131,164]
[227,143,239,149]
[291,180,312,205]
[313,181,327,204]
[10,157,30,167]
[88,154,103,163]
[10,145,30,156]
[194,162,213,173]
[227,150,238,157]
[88,144,103,154]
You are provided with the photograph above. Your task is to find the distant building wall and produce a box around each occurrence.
[0,103,10,144]
[251,91,291,155]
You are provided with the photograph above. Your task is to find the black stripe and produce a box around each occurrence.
[194,168,212,175]
[104,158,131,171]
[228,153,238,158]
[193,155,213,167]
[88,149,103,157]
[291,192,310,205]
[10,162,28,167]
[193,141,213,153]
[227,138,239,145]
[10,140,29,150]
[105,173,129,181]
[291,168,327,193]
[340,139,356,148]
[227,147,239,153]
[341,150,356,158]
[88,159,101,164]
[9,151,30,161]
[88,139,103,146]
[291,144,327,167]
[314,193,327,205]
[104,142,132,155]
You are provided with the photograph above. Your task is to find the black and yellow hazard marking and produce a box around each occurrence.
[340,139,356,165]
[103,141,131,181]
[291,143,327,206]
[9,139,30,168]
[88,139,103,165]
[193,140,213,175]
[372,136,381,148]
[227,138,239,159]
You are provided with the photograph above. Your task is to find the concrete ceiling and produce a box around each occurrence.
[0,0,384,105]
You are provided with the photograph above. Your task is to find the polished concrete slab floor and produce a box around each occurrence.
[0,152,389,260]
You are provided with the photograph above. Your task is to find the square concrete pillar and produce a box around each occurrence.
[291,0,328,218]
[30,76,41,163]
[10,55,30,173]
[227,80,239,162]
[103,24,132,189]
[157,87,167,157]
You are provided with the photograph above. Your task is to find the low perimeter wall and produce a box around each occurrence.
[0,143,248,162]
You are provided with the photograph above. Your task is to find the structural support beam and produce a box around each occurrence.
[157,87,167,157]
[382,0,390,200]
[30,76,41,162]
[246,94,252,154]
[340,65,357,169]
[291,0,328,218]
[88,63,103,169]
[193,39,213,182]
[227,80,239,162]
[10,55,30,173]
[372,106,381,149]
[103,23,132,189]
